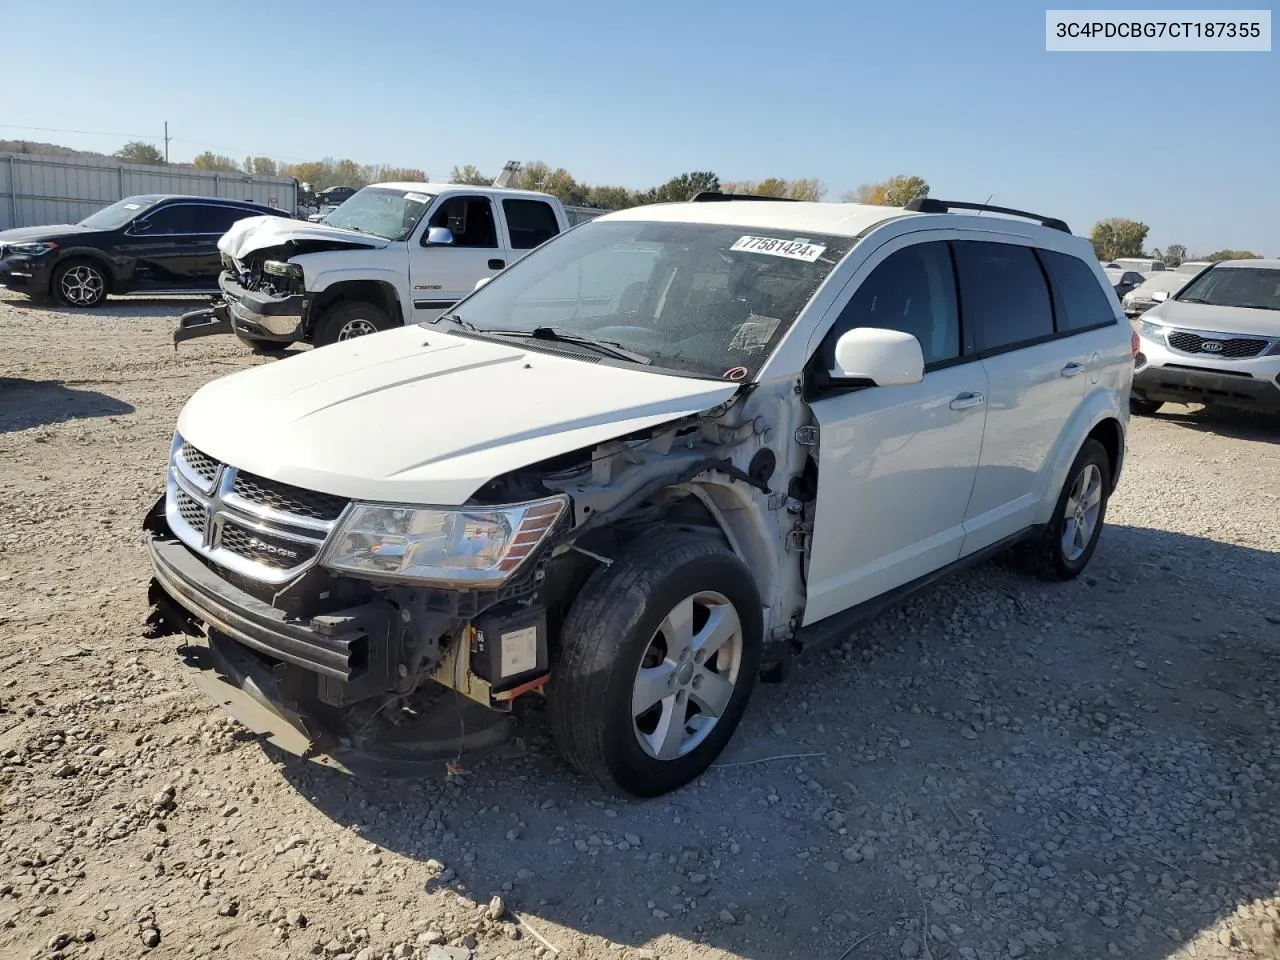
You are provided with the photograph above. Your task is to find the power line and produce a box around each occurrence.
[0,123,311,164]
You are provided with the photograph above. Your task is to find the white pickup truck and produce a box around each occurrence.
[173,182,574,351]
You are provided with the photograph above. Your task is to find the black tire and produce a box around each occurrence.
[1129,396,1163,417]
[1014,438,1112,581]
[313,301,393,347]
[236,336,290,356]
[52,258,109,308]
[548,529,763,797]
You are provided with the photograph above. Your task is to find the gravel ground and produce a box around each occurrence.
[2,294,1279,960]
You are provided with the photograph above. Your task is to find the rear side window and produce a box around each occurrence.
[196,205,258,234]
[503,199,561,250]
[1038,249,1117,332]
[952,241,1053,352]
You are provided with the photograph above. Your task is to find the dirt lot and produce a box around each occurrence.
[2,294,1279,960]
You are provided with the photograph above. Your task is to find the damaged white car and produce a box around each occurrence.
[145,194,1133,796]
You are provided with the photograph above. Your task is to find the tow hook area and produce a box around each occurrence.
[173,299,232,349]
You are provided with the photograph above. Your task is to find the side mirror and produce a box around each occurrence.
[425,226,454,246]
[1151,290,1170,301]
[131,218,153,234]
[474,277,492,291]
[831,327,924,386]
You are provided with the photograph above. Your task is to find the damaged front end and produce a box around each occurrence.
[144,378,810,776]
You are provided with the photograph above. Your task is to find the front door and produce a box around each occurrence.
[409,195,507,319]
[803,240,988,625]
[125,203,204,288]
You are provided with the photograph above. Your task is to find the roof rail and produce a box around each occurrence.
[690,191,800,203]
[904,197,1070,234]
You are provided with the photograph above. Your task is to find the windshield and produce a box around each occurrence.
[77,196,163,230]
[438,220,855,380]
[1176,265,1280,311]
[324,186,434,241]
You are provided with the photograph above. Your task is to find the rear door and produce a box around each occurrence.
[408,194,505,318]
[803,239,988,624]
[191,204,262,285]
[955,240,1081,554]
[499,198,563,263]
[125,203,202,288]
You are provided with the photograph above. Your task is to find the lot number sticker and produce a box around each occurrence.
[731,235,826,262]
[405,192,432,204]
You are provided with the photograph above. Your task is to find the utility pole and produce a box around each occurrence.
[163,122,170,164]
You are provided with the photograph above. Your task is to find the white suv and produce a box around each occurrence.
[1131,258,1280,416]
[144,194,1133,796]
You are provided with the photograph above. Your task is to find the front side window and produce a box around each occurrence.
[325,186,434,241]
[138,204,199,235]
[1038,249,1118,332]
[1176,265,1280,311]
[437,220,855,380]
[503,199,561,250]
[953,241,1054,351]
[426,196,498,248]
[821,242,960,368]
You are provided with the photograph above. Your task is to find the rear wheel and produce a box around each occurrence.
[52,258,109,308]
[548,529,762,797]
[1013,438,1112,581]
[313,301,393,347]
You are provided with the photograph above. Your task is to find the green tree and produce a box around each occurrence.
[1202,249,1261,261]
[585,184,636,210]
[114,141,164,165]
[1090,218,1150,261]
[368,166,428,183]
[722,177,825,201]
[192,151,240,172]
[450,164,491,185]
[842,174,929,206]
[640,171,721,204]
[243,156,278,176]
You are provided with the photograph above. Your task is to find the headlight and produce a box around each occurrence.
[1136,319,1166,343]
[6,241,57,255]
[323,496,568,587]
[263,259,303,279]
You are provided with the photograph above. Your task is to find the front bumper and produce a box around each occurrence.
[0,254,54,292]
[1133,333,1280,413]
[219,271,307,340]
[145,505,516,773]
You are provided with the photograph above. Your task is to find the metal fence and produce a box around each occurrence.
[0,153,299,230]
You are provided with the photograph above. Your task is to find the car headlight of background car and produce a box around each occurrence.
[1136,319,1167,344]
[4,241,58,256]
[322,496,568,587]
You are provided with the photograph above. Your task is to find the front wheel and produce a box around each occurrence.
[313,301,393,347]
[52,259,109,308]
[548,529,762,797]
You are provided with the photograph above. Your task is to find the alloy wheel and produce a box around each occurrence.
[59,265,105,306]
[1061,463,1103,562]
[631,590,744,761]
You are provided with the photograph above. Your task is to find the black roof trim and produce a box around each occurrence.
[904,197,1070,234]
[690,191,800,203]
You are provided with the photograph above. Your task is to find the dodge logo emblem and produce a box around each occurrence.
[1201,341,1224,352]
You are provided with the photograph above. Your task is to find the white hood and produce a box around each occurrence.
[218,215,387,259]
[177,326,738,506]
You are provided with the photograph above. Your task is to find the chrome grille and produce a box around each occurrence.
[231,471,347,521]
[163,434,349,584]
[1167,330,1270,359]
[177,442,219,490]
[174,488,207,536]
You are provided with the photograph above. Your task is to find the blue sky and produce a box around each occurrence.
[3,0,1275,254]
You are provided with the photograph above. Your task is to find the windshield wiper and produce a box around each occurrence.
[488,326,652,364]
[1178,296,1212,303]
[432,312,479,332]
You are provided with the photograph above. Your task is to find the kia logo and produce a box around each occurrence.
[1201,341,1224,352]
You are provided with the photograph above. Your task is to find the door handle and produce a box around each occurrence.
[949,392,985,411]
[487,258,505,270]
[1060,362,1085,378]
